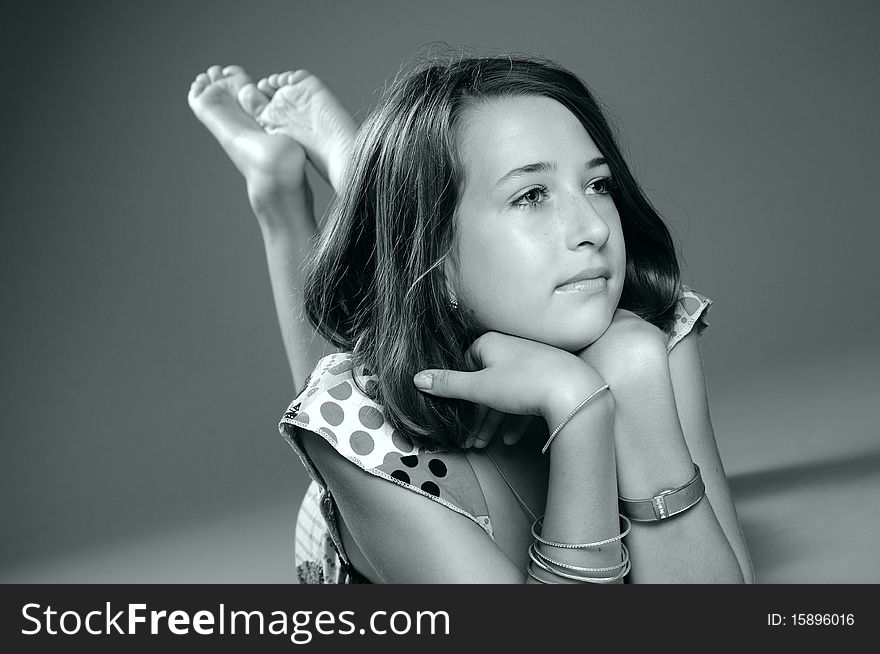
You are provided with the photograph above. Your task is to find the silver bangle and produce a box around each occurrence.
[530,542,630,574]
[618,463,705,522]
[528,545,631,583]
[542,384,610,454]
[526,563,559,584]
[531,513,632,549]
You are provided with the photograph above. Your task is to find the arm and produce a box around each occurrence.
[250,182,335,393]
[298,428,525,583]
[415,333,625,582]
[667,331,755,582]
[579,310,745,583]
[297,381,621,583]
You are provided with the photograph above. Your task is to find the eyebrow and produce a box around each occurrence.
[493,157,608,190]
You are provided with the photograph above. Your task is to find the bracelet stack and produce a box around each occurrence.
[526,514,632,584]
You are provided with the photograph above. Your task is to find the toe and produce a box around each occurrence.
[222,65,246,77]
[278,70,296,85]
[206,65,223,81]
[257,78,275,96]
[190,73,210,96]
[288,69,313,85]
[238,83,270,118]
[268,73,281,88]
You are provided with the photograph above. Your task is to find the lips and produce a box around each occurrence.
[556,266,610,288]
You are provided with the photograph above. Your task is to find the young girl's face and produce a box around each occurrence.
[449,95,626,351]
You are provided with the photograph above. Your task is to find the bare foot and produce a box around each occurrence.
[188,65,307,192]
[237,70,357,192]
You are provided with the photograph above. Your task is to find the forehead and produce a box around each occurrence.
[455,95,601,184]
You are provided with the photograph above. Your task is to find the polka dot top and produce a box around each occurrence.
[278,284,713,583]
[278,355,495,583]
[665,284,713,352]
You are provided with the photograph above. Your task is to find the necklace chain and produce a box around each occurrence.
[484,448,539,523]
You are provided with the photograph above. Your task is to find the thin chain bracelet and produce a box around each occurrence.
[531,513,632,549]
[541,384,610,454]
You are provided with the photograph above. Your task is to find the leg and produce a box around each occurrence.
[188,64,330,391]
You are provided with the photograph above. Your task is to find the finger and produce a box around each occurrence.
[474,409,505,449]
[470,404,490,445]
[463,331,500,371]
[413,369,481,401]
[501,415,531,446]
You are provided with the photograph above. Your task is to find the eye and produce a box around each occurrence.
[586,176,614,195]
[512,185,547,208]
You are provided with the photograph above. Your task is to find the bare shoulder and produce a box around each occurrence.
[297,428,525,583]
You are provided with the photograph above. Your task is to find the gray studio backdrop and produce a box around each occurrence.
[2,0,878,582]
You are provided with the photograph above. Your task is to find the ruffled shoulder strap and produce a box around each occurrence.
[278,353,494,541]
[666,284,714,352]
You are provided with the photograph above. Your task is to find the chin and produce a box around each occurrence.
[546,327,606,353]
[552,313,615,352]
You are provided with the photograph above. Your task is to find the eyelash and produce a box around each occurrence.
[511,177,615,209]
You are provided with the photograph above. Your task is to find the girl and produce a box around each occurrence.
[188,55,753,584]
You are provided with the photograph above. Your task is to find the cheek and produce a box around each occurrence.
[454,226,549,308]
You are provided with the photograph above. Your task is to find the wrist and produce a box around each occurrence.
[541,362,607,425]
[541,367,614,455]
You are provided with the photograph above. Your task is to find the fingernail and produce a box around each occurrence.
[413,372,433,389]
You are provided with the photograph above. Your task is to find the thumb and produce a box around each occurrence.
[413,369,478,400]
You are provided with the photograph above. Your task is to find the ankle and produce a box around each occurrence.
[248,175,312,226]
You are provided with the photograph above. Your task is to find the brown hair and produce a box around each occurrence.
[304,55,680,449]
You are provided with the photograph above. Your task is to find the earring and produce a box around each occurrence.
[449,296,459,310]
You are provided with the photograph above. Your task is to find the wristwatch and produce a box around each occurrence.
[618,464,705,522]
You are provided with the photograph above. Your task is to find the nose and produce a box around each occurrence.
[561,191,611,251]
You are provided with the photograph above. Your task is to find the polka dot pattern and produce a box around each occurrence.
[278,350,497,548]
[391,430,413,453]
[358,406,385,430]
[329,360,353,375]
[428,459,447,478]
[349,430,375,456]
[320,402,345,426]
[328,382,353,400]
[421,481,440,497]
[666,285,713,353]
[318,427,337,445]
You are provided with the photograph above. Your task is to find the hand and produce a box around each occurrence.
[467,406,534,449]
[413,331,604,428]
[576,309,668,392]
